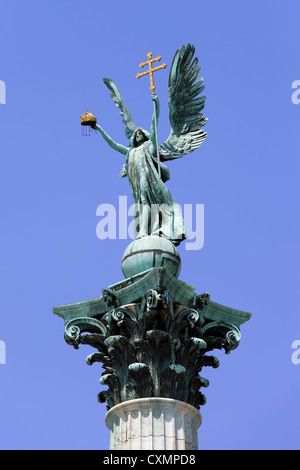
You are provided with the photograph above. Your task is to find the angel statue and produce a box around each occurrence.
[89,44,207,247]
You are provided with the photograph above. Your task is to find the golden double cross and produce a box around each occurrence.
[136,52,167,93]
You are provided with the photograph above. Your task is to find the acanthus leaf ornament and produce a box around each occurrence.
[56,269,250,410]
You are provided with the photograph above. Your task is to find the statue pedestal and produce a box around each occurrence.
[105,397,202,450]
[121,235,181,279]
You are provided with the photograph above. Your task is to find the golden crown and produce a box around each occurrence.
[80,110,97,126]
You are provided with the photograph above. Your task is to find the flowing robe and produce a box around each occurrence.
[125,137,187,246]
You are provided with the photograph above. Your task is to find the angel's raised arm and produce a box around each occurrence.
[93,123,127,155]
[149,93,160,150]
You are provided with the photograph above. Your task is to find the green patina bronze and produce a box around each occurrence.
[121,235,181,279]
[53,44,251,414]
[53,267,251,410]
[92,44,207,246]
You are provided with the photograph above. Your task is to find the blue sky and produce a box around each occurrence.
[0,0,300,450]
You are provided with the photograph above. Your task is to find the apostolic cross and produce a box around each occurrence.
[136,52,167,93]
[136,51,167,179]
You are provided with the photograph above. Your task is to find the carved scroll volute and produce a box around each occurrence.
[108,306,136,327]
[64,317,107,349]
[202,321,241,353]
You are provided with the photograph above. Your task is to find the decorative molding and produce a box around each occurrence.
[56,269,251,411]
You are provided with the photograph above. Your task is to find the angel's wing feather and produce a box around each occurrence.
[160,44,207,161]
[103,78,136,139]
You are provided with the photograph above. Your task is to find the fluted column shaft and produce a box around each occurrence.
[105,397,202,450]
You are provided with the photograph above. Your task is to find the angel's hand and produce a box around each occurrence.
[151,92,158,102]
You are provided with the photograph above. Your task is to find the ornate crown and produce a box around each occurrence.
[80,110,97,126]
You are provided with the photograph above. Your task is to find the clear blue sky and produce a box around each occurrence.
[1,0,300,450]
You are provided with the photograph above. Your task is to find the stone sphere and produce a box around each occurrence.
[122,236,181,279]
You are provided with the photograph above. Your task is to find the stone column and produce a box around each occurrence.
[105,397,202,450]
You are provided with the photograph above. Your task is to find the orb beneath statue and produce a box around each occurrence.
[121,236,181,279]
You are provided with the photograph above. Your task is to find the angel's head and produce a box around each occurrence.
[132,127,149,147]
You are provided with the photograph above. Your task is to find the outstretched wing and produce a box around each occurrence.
[103,77,137,140]
[159,44,207,161]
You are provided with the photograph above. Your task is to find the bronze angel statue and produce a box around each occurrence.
[90,44,207,247]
